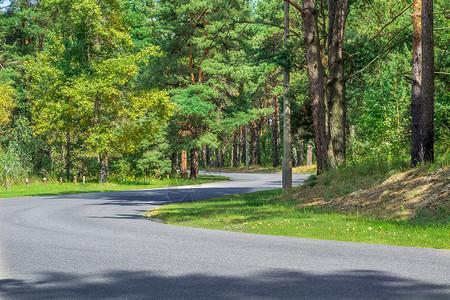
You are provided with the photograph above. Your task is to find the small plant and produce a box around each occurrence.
[304,175,318,187]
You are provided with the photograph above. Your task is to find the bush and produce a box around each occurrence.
[0,140,31,184]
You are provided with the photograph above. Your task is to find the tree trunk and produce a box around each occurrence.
[65,132,71,180]
[232,129,238,167]
[190,148,199,179]
[250,123,257,165]
[292,143,298,167]
[256,118,263,165]
[171,152,178,173]
[299,138,304,166]
[302,0,328,174]
[307,144,313,165]
[272,95,280,167]
[239,126,244,165]
[220,142,225,167]
[99,152,108,184]
[206,146,212,168]
[326,0,348,168]
[282,0,292,193]
[411,0,434,166]
[201,146,206,168]
[245,125,249,169]
[215,148,220,168]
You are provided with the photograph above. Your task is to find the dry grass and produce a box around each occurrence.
[293,166,449,221]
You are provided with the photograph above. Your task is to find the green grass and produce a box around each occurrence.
[147,188,449,249]
[0,175,229,198]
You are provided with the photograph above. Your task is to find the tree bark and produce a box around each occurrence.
[245,125,249,169]
[201,146,206,168]
[307,144,313,165]
[282,0,292,193]
[190,148,199,179]
[292,143,298,167]
[206,146,212,168]
[411,0,434,166]
[272,95,280,167]
[99,152,108,184]
[302,0,328,174]
[298,128,304,166]
[215,148,220,168]
[65,132,71,180]
[326,0,348,168]
[171,152,178,173]
[232,129,238,167]
[250,122,256,165]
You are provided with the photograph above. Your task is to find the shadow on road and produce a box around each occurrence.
[1,269,448,299]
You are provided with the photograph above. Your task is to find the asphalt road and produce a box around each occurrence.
[0,171,449,300]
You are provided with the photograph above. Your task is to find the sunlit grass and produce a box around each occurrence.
[147,188,449,249]
[0,175,229,198]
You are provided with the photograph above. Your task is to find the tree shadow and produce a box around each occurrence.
[0,269,448,300]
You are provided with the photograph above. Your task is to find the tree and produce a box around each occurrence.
[27,0,174,182]
[0,82,15,129]
[282,0,292,193]
[300,0,328,173]
[411,0,434,166]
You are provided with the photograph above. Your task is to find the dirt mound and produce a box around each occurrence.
[296,167,449,220]
[330,167,449,218]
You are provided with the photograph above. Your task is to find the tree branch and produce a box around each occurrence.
[233,20,303,40]
[350,35,411,79]
[370,2,413,42]
[284,0,304,16]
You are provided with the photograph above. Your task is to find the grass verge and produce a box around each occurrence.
[0,175,229,198]
[147,163,449,249]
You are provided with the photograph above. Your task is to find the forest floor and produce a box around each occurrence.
[149,165,449,249]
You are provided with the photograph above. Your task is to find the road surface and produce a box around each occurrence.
[0,171,449,299]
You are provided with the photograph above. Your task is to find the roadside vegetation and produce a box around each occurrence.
[147,159,449,249]
[0,175,229,199]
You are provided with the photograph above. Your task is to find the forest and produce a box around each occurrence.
[0,0,449,185]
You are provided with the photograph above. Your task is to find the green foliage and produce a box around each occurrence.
[0,82,15,127]
[304,175,318,187]
[0,139,31,183]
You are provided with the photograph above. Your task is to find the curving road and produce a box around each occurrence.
[0,171,449,299]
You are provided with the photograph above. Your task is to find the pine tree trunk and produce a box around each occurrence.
[232,129,238,167]
[299,136,304,166]
[65,132,71,180]
[190,148,199,179]
[292,143,298,167]
[307,144,313,165]
[256,118,263,166]
[201,146,206,168]
[302,0,328,174]
[327,0,348,168]
[215,148,220,168]
[220,143,225,167]
[171,152,178,173]
[239,126,244,166]
[411,0,434,166]
[282,0,292,193]
[272,95,280,167]
[99,152,108,184]
[206,146,212,168]
[250,123,257,165]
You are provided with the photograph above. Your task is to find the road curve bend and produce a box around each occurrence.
[0,171,449,299]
